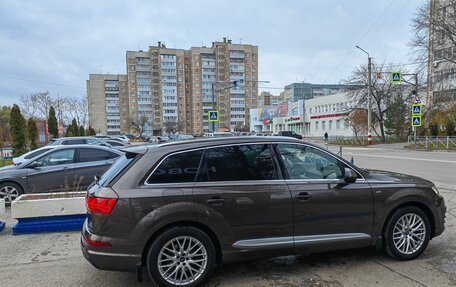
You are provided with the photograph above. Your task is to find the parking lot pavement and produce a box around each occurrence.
[1,187,454,287]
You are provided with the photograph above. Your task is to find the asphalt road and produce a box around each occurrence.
[0,142,455,287]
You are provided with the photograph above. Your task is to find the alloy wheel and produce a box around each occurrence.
[157,236,208,286]
[0,185,19,204]
[392,213,426,255]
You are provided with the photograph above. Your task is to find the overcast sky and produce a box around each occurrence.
[0,0,423,106]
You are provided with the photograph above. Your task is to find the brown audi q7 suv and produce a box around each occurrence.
[81,137,446,287]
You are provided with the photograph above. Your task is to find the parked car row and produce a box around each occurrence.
[0,135,133,204]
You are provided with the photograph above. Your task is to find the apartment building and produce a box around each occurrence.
[126,45,187,136]
[88,39,258,136]
[189,39,258,134]
[87,74,128,135]
[429,0,456,103]
[258,91,280,108]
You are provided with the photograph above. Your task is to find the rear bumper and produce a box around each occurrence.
[80,219,141,272]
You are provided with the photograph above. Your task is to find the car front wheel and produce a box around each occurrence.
[0,182,23,205]
[384,206,431,260]
[147,226,216,287]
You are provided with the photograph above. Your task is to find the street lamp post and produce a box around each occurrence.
[356,45,373,145]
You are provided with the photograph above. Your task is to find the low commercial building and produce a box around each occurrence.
[271,92,356,137]
[304,92,354,137]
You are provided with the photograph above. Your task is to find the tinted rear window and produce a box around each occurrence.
[79,148,119,162]
[146,150,203,184]
[98,153,138,186]
[202,144,277,181]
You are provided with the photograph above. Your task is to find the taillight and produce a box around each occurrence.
[86,196,117,214]
[82,232,111,247]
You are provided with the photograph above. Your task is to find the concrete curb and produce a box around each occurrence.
[11,192,86,235]
[12,214,86,235]
[0,198,4,233]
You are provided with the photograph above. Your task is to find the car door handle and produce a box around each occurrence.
[207,197,225,206]
[295,192,312,201]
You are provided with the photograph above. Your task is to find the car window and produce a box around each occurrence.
[107,141,123,146]
[202,144,277,182]
[276,144,343,180]
[35,149,76,166]
[87,138,106,146]
[79,148,119,163]
[24,148,52,159]
[146,150,203,184]
[62,139,86,145]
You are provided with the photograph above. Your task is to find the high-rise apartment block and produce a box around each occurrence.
[87,38,258,135]
[87,74,128,135]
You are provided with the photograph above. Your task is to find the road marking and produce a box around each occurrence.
[345,153,456,164]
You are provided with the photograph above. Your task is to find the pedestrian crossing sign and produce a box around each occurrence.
[411,104,422,116]
[391,71,402,84]
[208,110,218,122]
[412,116,422,127]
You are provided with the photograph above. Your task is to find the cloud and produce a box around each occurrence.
[0,0,423,105]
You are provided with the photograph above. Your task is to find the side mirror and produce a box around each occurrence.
[27,161,40,169]
[343,167,357,184]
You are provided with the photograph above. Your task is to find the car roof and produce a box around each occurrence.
[123,136,304,155]
[23,145,122,163]
[52,136,101,140]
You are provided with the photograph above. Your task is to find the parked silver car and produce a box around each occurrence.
[0,145,123,204]
[49,136,111,147]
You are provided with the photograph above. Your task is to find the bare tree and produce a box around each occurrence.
[164,119,178,135]
[410,1,456,100]
[345,62,411,142]
[130,115,150,139]
[345,109,368,140]
[19,94,39,119]
[61,97,87,126]
[19,92,54,120]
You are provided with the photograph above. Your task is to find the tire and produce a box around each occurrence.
[384,206,431,260]
[0,182,23,205]
[147,226,216,287]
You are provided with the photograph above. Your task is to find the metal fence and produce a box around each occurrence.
[328,136,367,146]
[407,136,456,150]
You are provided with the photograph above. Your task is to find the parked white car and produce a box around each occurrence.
[116,135,130,143]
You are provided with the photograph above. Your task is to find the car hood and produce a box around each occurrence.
[0,165,19,171]
[364,169,433,187]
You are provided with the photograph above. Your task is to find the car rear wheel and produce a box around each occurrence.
[147,226,216,287]
[384,206,430,260]
[0,182,23,205]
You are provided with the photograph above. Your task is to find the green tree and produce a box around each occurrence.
[71,118,79,136]
[48,106,58,138]
[26,118,38,150]
[87,126,96,136]
[384,93,409,140]
[10,104,27,156]
[79,125,85,136]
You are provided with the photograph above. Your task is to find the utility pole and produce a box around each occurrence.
[356,46,373,145]
[414,73,419,144]
[367,56,372,145]
[211,82,216,132]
